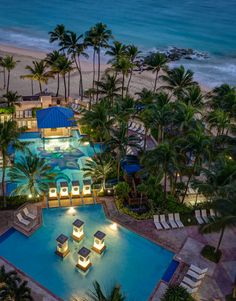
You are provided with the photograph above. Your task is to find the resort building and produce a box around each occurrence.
[36,106,76,138]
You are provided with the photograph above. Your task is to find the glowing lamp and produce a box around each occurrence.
[49,183,58,199]
[92,231,106,254]
[60,182,69,197]
[71,181,80,196]
[55,234,70,258]
[110,223,117,230]
[83,179,91,196]
[72,219,85,242]
[76,247,92,272]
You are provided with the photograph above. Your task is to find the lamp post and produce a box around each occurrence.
[76,247,92,272]
[92,231,106,254]
[55,234,70,258]
[72,219,85,242]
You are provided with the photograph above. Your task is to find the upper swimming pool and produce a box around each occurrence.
[0,205,173,300]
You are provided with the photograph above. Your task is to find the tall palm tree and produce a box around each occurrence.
[48,24,66,47]
[45,50,62,96]
[62,31,88,98]
[182,85,204,108]
[109,123,140,180]
[3,91,21,107]
[173,102,198,133]
[161,65,197,98]
[161,285,195,301]
[144,52,168,92]
[0,277,33,301]
[0,120,26,207]
[106,41,127,65]
[53,55,74,100]
[207,109,231,136]
[0,55,19,93]
[96,74,122,104]
[82,157,113,191]
[21,60,53,94]
[9,152,55,198]
[83,281,126,301]
[125,44,141,95]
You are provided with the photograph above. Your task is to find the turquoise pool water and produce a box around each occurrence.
[0,205,173,300]
[5,130,101,194]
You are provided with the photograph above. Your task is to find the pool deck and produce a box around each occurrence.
[0,199,235,301]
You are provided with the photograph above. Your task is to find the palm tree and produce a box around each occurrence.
[53,55,74,100]
[141,142,177,204]
[182,85,204,108]
[9,152,55,198]
[106,41,127,65]
[161,65,197,98]
[161,284,195,301]
[96,74,122,104]
[108,124,140,180]
[48,24,66,47]
[62,31,88,98]
[21,60,53,94]
[45,50,62,96]
[144,52,168,92]
[173,102,198,133]
[0,277,33,301]
[83,281,126,301]
[0,265,19,284]
[200,195,236,254]
[125,44,141,95]
[0,55,19,93]
[140,108,154,151]
[0,120,26,207]
[207,109,231,136]
[82,157,113,191]
[3,91,21,107]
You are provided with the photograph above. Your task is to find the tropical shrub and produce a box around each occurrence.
[114,182,131,202]
[0,107,14,114]
[161,285,195,301]
[201,244,222,263]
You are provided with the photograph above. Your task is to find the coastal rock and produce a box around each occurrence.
[164,47,209,61]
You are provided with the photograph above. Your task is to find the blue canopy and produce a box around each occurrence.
[123,163,142,174]
[36,106,75,129]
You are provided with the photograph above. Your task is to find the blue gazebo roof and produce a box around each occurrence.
[36,106,75,129]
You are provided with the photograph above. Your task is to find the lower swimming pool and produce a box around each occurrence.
[0,205,174,300]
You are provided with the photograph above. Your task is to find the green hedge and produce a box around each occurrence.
[0,195,39,210]
[201,244,222,263]
[0,107,14,114]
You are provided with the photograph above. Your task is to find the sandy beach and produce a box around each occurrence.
[0,43,210,99]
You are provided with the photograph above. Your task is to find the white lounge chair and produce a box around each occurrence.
[182,276,201,288]
[195,210,204,224]
[174,213,184,228]
[25,110,29,118]
[16,213,30,226]
[28,110,32,118]
[153,215,163,230]
[189,264,208,275]
[23,207,37,220]
[160,215,170,230]
[168,213,178,228]
[201,209,209,223]
[180,282,198,294]
[187,269,206,280]
[138,126,145,135]
[209,209,216,220]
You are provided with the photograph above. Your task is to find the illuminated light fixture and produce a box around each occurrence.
[72,219,85,242]
[68,207,76,215]
[71,181,80,197]
[107,189,111,194]
[76,247,92,272]
[110,223,117,230]
[28,194,32,199]
[83,142,89,146]
[228,156,233,160]
[92,231,106,254]
[55,234,70,258]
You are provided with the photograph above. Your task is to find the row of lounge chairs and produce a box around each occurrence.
[71,103,82,113]
[180,264,208,294]
[195,209,219,225]
[16,207,37,227]
[154,213,184,230]
[15,110,32,118]
[128,121,145,135]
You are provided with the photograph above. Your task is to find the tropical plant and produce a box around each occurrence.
[125,44,141,94]
[3,91,21,107]
[48,24,66,47]
[182,85,204,107]
[45,50,62,96]
[161,284,195,301]
[82,157,113,191]
[96,74,122,104]
[21,60,53,94]
[106,41,127,65]
[0,55,19,93]
[9,152,56,198]
[0,120,26,207]
[144,52,168,92]
[114,182,131,202]
[207,109,231,136]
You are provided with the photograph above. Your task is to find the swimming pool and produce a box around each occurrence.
[0,205,174,300]
[4,130,101,195]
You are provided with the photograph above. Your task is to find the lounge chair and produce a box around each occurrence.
[201,209,209,223]
[28,110,32,118]
[138,126,145,135]
[209,208,216,220]
[174,213,184,228]
[182,276,201,288]
[168,213,178,228]
[180,282,198,294]
[187,269,206,280]
[195,210,205,224]
[25,110,29,118]
[153,215,163,230]
[16,213,30,226]
[189,264,208,275]
[23,207,37,220]
[160,215,170,230]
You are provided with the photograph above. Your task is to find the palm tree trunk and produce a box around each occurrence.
[96,47,101,102]
[3,67,6,89]
[121,73,125,100]
[78,57,84,100]
[164,169,167,205]
[153,70,159,92]
[39,81,42,94]
[182,157,198,203]
[63,75,67,102]
[31,79,34,96]
[68,71,71,98]
[126,69,133,97]
[74,56,81,97]
[6,70,10,93]
[56,74,59,97]
[215,226,225,253]
[92,49,96,102]
[1,154,6,208]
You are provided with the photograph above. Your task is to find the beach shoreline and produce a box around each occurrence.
[0,42,211,98]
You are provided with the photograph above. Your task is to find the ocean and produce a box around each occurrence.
[0,0,235,87]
